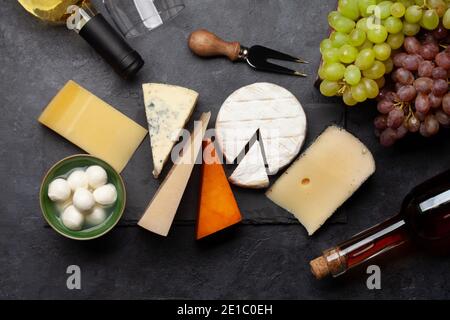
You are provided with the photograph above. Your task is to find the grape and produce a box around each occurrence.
[396,124,409,139]
[328,11,356,33]
[391,2,406,18]
[432,79,448,96]
[375,76,386,88]
[330,32,350,48]
[419,122,431,137]
[393,68,414,85]
[429,92,443,108]
[380,128,397,146]
[422,33,438,45]
[320,80,341,97]
[397,85,417,102]
[432,67,447,79]
[378,1,393,19]
[432,23,448,40]
[436,110,450,126]
[420,43,439,60]
[362,77,379,98]
[393,52,408,67]
[343,87,358,106]
[367,25,388,44]
[355,48,376,70]
[421,9,439,30]
[413,77,433,93]
[344,65,362,85]
[351,82,368,102]
[338,0,360,20]
[418,60,434,77]
[404,5,423,23]
[403,37,421,54]
[385,91,400,102]
[374,115,388,130]
[320,39,333,53]
[424,114,440,135]
[356,17,371,32]
[387,32,405,50]
[358,0,377,17]
[339,45,359,64]
[395,82,404,91]
[415,92,431,113]
[377,99,395,113]
[358,39,374,51]
[373,43,391,61]
[443,8,450,29]
[384,58,394,73]
[362,61,386,79]
[402,54,420,71]
[402,22,421,36]
[443,93,450,115]
[349,29,367,47]
[415,111,426,121]
[385,16,403,34]
[321,62,346,81]
[435,52,450,70]
[407,116,421,132]
[387,108,405,128]
[428,0,446,17]
[322,48,340,63]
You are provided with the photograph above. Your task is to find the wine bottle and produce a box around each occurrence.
[18,0,144,79]
[310,169,450,279]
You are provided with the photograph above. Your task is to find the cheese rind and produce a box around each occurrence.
[138,112,211,237]
[38,81,148,173]
[229,142,269,189]
[266,126,375,235]
[143,83,198,178]
[216,83,307,186]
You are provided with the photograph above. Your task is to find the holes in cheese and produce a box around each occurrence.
[196,140,242,240]
[266,126,375,236]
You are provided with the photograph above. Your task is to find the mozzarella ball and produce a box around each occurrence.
[86,165,108,189]
[67,170,88,191]
[93,184,117,205]
[61,205,84,230]
[73,188,95,211]
[48,178,71,202]
[85,206,107,226]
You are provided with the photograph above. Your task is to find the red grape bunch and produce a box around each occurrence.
[375,31,450,146]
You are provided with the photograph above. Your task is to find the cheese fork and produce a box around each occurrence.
[188,29,308,77]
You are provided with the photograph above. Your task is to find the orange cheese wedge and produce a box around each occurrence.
[196,140,242,240]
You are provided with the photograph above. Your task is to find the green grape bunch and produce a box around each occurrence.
[319,0,450,106]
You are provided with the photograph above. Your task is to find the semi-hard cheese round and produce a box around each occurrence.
[216,83,307,188]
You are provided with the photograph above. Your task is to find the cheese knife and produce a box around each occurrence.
[188,29,308,77]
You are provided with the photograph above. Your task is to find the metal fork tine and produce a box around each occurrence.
[253,45,309,64]
[255,60,307,77]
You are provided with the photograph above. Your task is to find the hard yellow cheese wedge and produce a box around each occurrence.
[266,126,375,235]
[38,81,148,172]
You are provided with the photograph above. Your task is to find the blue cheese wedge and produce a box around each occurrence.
[143,83,198,178]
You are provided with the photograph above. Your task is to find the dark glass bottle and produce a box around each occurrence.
[311,169,450,279]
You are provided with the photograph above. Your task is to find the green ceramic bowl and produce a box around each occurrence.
[40,154,126,240]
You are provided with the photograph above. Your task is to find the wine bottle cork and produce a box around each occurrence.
[310,256,330,280]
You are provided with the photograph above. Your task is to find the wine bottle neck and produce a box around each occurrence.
[311,214,409,279]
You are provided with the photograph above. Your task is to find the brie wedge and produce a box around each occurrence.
[143,83,198,178]
[229,142,269,189]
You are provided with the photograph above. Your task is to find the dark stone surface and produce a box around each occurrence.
[1,0,449,299]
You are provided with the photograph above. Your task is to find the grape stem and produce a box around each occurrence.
[394,101,416,123]
[337,82,348,96]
